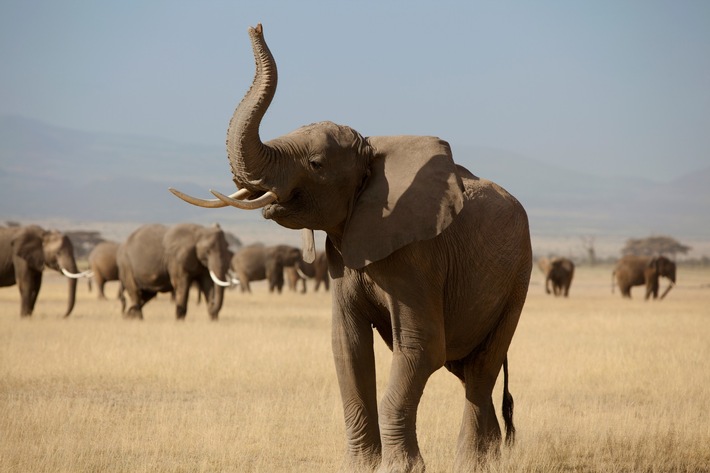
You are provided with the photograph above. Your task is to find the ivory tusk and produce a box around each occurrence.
[169,188,252,208]
[296,267,309,280]
[660,281,675,300]
[60,267,93,279]
[209,270,232,287]
[210,189,278,210]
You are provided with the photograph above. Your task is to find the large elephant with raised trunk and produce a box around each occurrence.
[0,225,89,317]
[612,255,676,300]
[117,223,232,320]
[171,24,532,472]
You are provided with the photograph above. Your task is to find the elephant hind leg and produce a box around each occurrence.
[453,304,523,470]
[454,352,503,469]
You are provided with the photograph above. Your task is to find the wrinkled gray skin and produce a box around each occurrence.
[231,243,302,293]
[0,225,82,317]
[613,255,676,300]
[286,251,329,293]
[537,257,575,297]
[172,24,532,472]
[87,241,125,303]
[117,223,231,319]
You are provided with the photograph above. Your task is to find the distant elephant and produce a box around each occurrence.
[231,243,302,293]
[0,225,90,317]
[286,251,329,293]
[537,256,575,297]
[117,223,232,319]
[87,241,124,303]
[612,255,676,300]
[170,24,532,471]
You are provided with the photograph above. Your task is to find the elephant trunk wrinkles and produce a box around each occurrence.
[226,23,281,191]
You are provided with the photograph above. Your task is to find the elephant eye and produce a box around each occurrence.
[308,155,324,171]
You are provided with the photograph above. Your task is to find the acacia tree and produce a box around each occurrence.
[621,236,691,259]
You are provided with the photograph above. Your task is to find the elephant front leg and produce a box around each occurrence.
[172,280,190,319]
[18,271,42,317]
[377,343,443,473]
[332,309,382,471]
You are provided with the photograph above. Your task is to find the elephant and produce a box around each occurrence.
[170,24,532,472]
[286,251,330,293]
[0,225,90,317]
[537,256,575,297]
[117,223,232,319]
[231,243,302,293]
[612,255,676,300]
[87,241,125,304]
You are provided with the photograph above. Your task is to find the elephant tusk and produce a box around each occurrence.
[209,270,232,287]
[296,267,309,280]
[210,189,278,210]
[169,187,252,208]
[60,267,93,279]
[660,281,675,300]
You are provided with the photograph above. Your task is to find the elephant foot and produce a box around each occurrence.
[376,452,425,473]
[124,307,143,320]
[340,451,381,473]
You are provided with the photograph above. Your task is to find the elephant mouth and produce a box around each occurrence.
[261,191,303,227]
[262,199,290,221]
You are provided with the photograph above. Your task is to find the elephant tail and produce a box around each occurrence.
[502,356,516,446]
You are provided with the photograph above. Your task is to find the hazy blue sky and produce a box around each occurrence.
[1,1,708,181]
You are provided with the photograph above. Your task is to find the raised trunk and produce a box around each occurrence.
[226,23,280,189]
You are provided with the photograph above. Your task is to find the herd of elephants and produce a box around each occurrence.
[0,23,682,473]
[0,225,678,320]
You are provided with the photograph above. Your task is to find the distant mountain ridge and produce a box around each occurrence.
[2,115,709,248]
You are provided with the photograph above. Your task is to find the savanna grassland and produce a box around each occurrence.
[1,266,709,472]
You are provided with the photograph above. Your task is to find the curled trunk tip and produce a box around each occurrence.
[226,21,279,188]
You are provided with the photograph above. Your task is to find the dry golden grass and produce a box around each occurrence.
[1,266,709,472]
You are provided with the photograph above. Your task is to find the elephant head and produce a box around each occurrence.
[192,224,232,318]
[647,256,676,299]
[171,24,464,269]
[10,226,88,317]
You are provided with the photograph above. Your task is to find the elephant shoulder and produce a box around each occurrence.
[460,175,528,220]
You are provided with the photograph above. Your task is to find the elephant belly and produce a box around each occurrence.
[444,300,507,361]
[135,271,172,292]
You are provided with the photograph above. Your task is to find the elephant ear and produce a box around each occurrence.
[12,230,45,272]
[341,135,464,269]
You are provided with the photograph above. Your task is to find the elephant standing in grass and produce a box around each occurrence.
[117,223,232,319]
[171,24,532,472]
[537,256,575,297]
[87,241,124,305]
[286,251,329,293]
[231,243,302,293]
[613,255,676,300]
[0,225,89,317]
